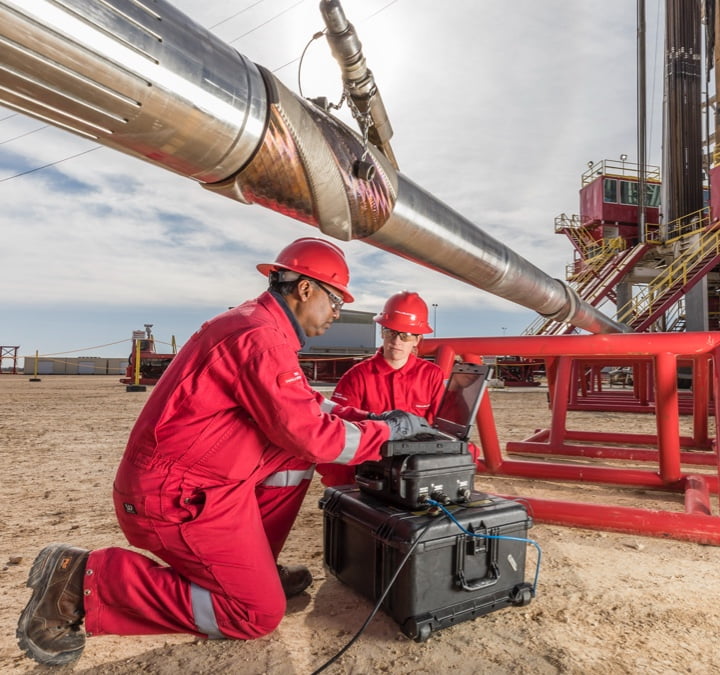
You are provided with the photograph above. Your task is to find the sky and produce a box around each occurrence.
[0,0,667,364]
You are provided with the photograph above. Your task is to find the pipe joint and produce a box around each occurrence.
[541,281,580,323]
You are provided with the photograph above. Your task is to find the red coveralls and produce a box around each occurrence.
[316,349,445,486]
[80,292,389,640]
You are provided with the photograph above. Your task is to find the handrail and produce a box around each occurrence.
[581,159,661,186]
[665,207,711,243]
[617,226,720,325]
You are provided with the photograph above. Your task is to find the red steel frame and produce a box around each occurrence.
[419,332,720,545]
[564,357,705,415]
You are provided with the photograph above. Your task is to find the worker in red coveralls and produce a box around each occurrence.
[16,238,432,667]
[316,291,446,487]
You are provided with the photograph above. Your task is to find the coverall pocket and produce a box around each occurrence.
[178,486,207,523]
[112,485,163,551]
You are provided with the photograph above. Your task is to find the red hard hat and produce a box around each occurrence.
[374,291,432,334]
[257,237,354,302]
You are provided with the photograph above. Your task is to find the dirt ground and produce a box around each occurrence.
[1,375,719,674]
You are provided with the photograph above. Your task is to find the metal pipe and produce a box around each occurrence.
[0,0,268,181]
[637,0,647,243]
[654,351,682,482]
[508,495,720,546]
[0,0,629,333]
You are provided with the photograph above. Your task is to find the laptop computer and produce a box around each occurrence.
[380,362,493,457]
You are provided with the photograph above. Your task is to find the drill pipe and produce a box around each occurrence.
[0,0,629,333]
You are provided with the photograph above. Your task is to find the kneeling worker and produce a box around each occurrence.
[16,238,431,666]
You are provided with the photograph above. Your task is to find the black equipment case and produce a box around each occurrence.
[355,452,476,509]
[320,486,534,641]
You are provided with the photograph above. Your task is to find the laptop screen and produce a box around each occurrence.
[433,363,492,440]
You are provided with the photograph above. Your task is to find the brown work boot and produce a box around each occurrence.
[17,543,89,666]
[277,564,312,597]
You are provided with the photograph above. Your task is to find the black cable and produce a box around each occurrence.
[297,30,326,98]
[227,0,305,45]
[312,493,542,673]
[0,125,48,145]
[364,0,401,21]
[208,0,265,30]
[310,515,437,675]
[0,145,101,183]
[424,498,542,596]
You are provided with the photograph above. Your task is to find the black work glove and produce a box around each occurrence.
[367,410,404,421]
[381,410,432,440]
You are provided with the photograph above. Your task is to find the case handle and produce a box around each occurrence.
[455,531,501,592]
[457,564,500,591]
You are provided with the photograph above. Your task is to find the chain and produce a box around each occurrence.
[325,91,347,111]
[344,86,374,161]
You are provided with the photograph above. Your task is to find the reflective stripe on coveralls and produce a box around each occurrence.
[191,583,224,639]
[261,467,316,487]
[318,399,366,462]
[334,420,361,463]
[319,398,336,413]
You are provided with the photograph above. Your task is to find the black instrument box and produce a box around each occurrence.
[320,486,534,641]
[355,452,477,509]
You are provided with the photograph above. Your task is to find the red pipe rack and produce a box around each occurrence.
[419,332,720,545]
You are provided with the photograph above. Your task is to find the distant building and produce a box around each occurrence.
[301,309,376,383]
[302,309,376,355]
[21,356,128,376]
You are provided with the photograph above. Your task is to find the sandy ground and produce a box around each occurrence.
[1,375,719,674]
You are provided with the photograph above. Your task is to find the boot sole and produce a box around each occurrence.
[16,543,85,666]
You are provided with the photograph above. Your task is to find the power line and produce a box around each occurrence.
[0,125,48,145]
[39,338,131,356]
[365,0,401,21]
[227,0,305,44]
[0,145,101,183]
[208,0,266,30]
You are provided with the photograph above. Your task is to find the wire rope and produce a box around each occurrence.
[38,339,131,356]
[208,0,265,30]
[0,125,48,145]
[0,146,101,183]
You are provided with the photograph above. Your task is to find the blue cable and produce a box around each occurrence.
[424,498,542,595]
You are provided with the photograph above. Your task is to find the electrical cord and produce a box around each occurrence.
[424,497,542,596]
[297,29,326,98]
[312,494,541,673]
[310,516,436,675]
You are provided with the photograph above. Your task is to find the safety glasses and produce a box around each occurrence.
[381,327,419,342]
[310,279,344,313]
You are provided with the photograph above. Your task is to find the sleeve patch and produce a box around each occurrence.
[277,369,304,386]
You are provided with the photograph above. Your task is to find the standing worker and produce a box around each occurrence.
[16,238,431,666]
[317,291,446,487]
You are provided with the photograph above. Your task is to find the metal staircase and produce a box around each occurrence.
[616,225,720,331]
[523,218,652,336]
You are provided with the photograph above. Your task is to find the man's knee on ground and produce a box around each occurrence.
[218,595,285,640]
